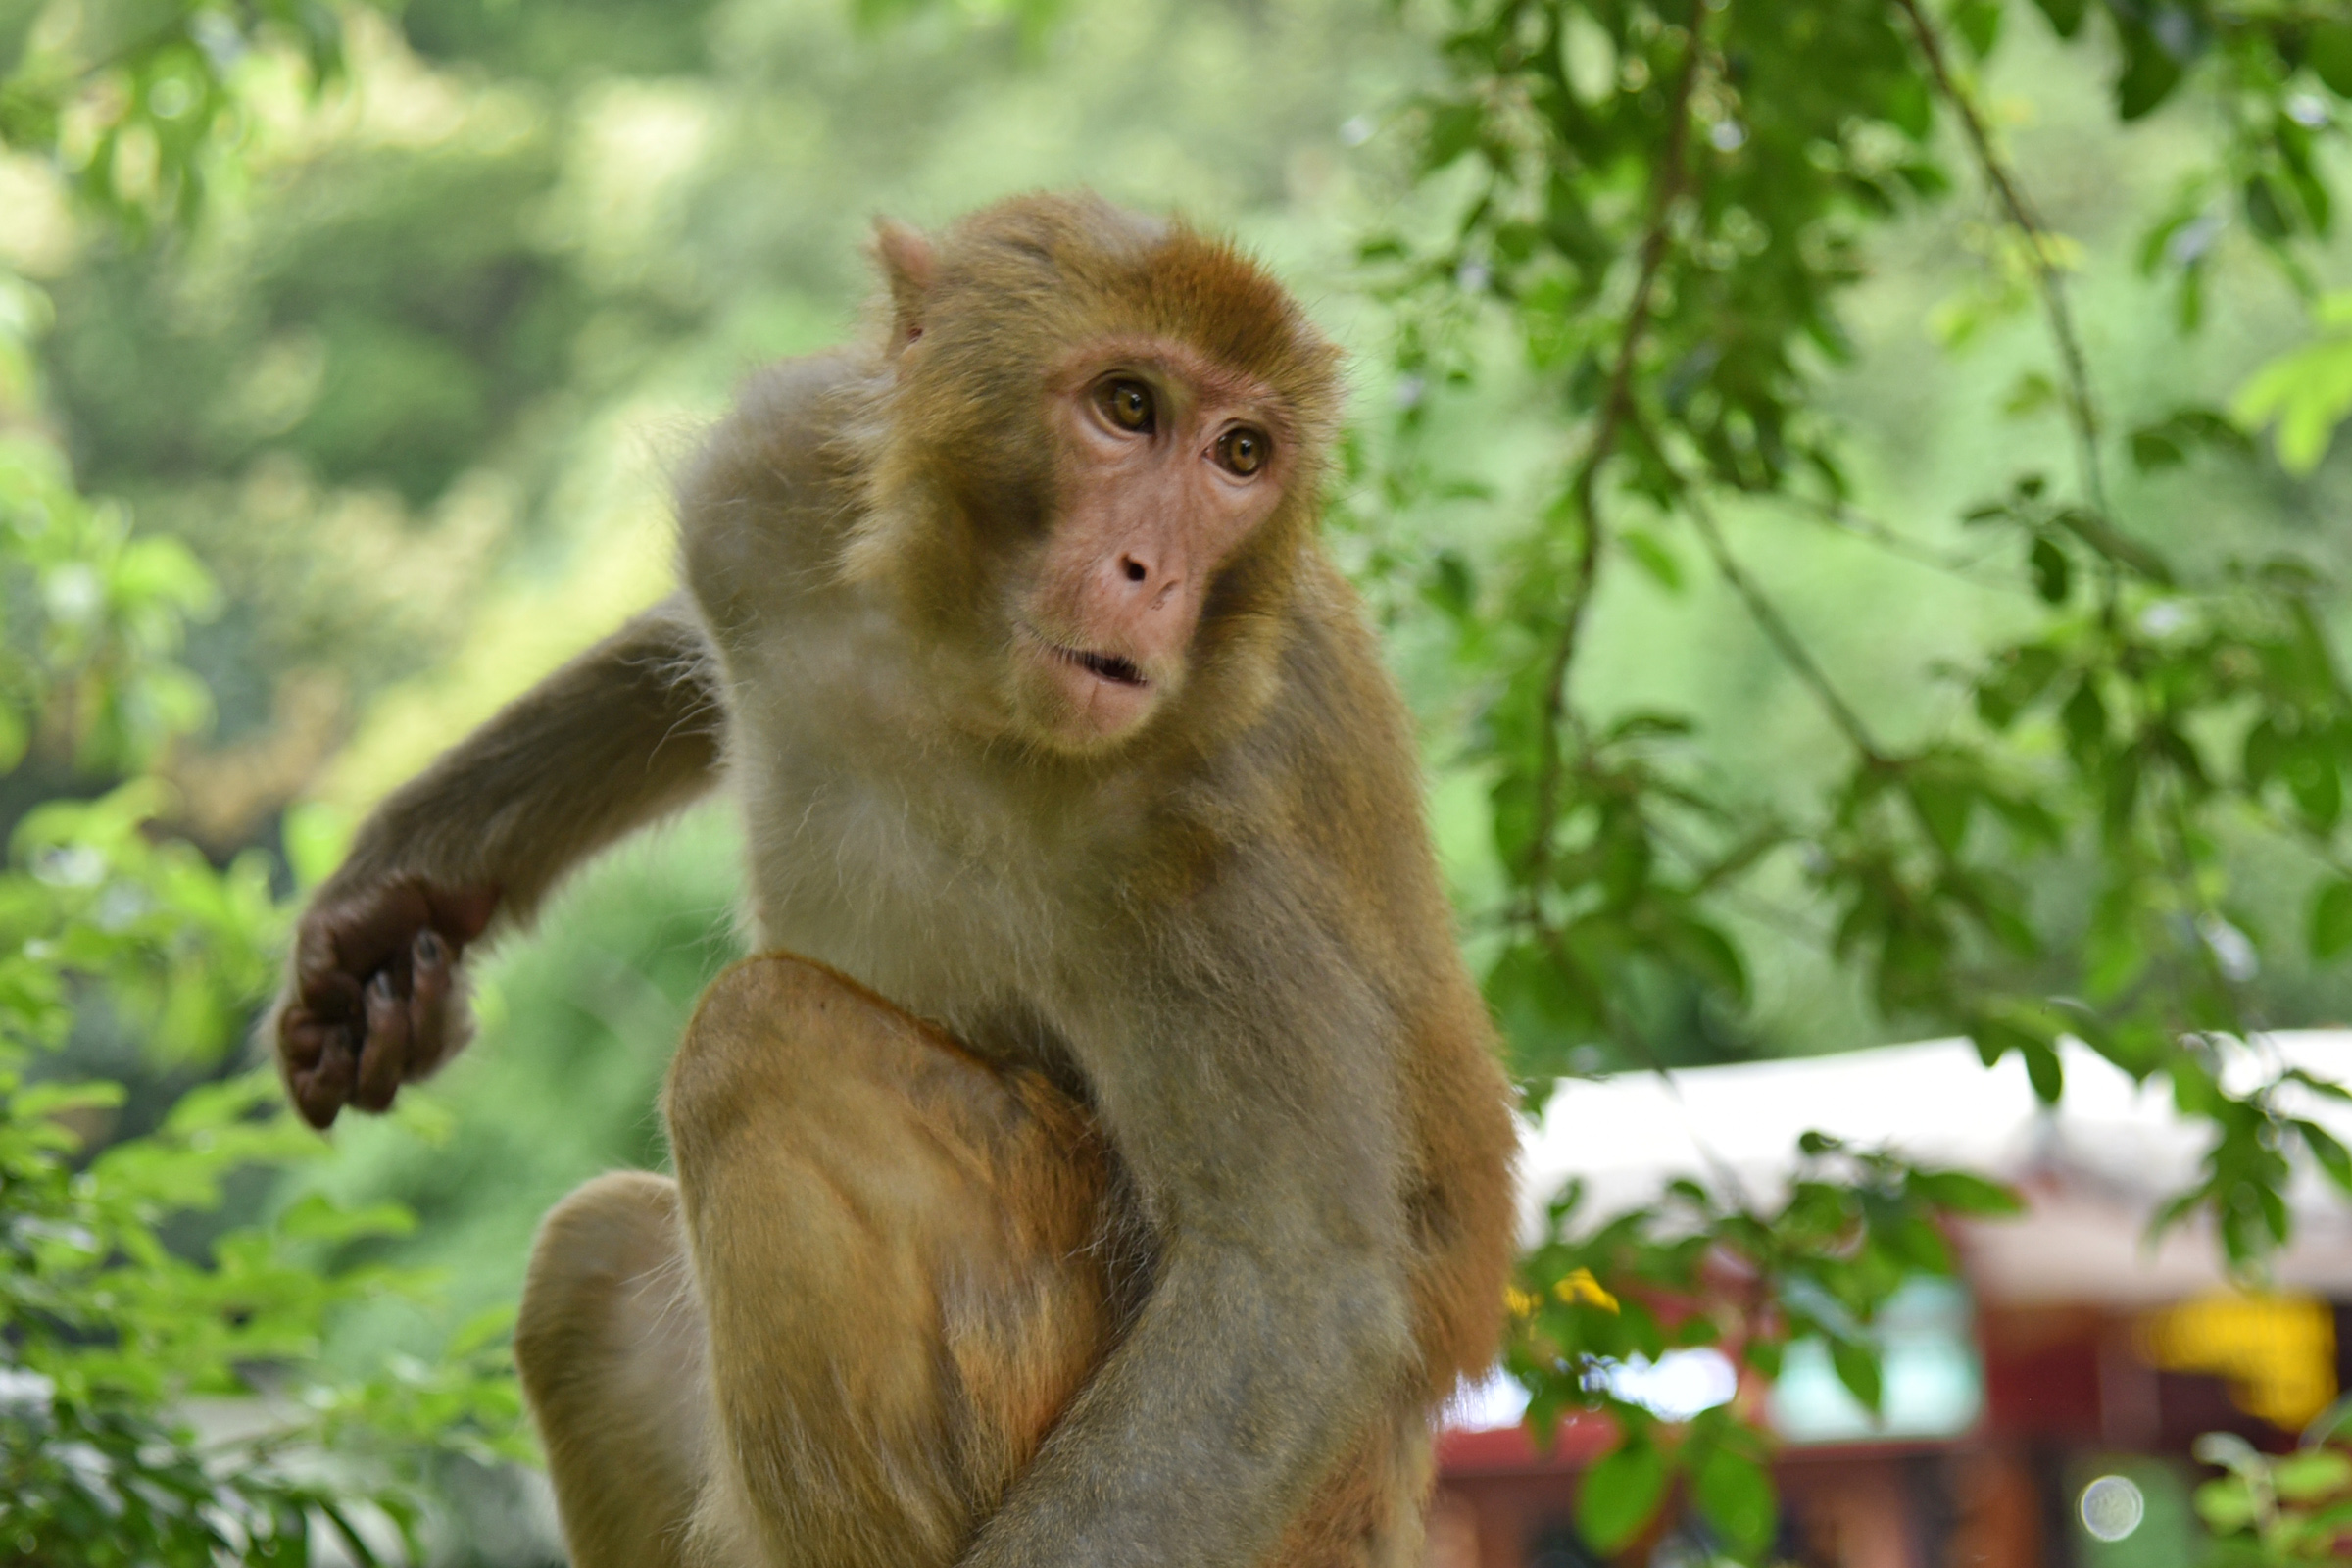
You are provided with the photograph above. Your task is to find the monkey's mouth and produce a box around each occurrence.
[1054,644,1147,688]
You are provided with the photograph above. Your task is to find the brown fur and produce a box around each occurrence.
[271,192,1517,1568]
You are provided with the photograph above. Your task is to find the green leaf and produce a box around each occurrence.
[1669,916,1750,1004]
[2061,676,2107,757]
[13,1079,128,1120]
[1692,1445,1778,1556]
[2003,370,2059,417]
[1618,526,1684,592]
[2245,175,2292,241]
[2130,409,2250,472]
[2085,887,2150,1001]
[1423,102,1484,171]
[1949,0,2000,58]
[1909,1168,2024,1216]
[2233,317,2352,475]
[1486,944,1601,1075]
[2270,1447,2351,1501]
[1577,1438,1669,1552]
[1908,775,1974,854]
[2312,880,2352,960]
[2297,1121,2352,1196]
[2031,0,2085,39]
[2314,24,2352,100]
[2024,1039,2064,1102]
[2114,24,2185,121]
[2029,536,2071,603]
[1976,644,2061,730]
[2287,739,2343,834]
[1424,549,1475,621]
[274,1193,417,1244]
[2194,1478,2257,1534]
[2130,425,2183,472]
[2244,718,2288,791]
[1829,1336,1884,1413]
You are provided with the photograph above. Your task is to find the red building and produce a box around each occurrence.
[1431,1035,2352,1568]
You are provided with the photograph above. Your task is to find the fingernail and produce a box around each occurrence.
[368,970,395,1002]
[416,929,444,963]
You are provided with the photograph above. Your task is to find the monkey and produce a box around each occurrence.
[270,193,1518,1568]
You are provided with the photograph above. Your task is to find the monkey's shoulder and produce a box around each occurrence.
[1265,553,1423,793]
[676,352,879,600]
[1107,571,1412,908]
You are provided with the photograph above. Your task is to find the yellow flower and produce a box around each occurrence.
[1556,1268,1619,1312]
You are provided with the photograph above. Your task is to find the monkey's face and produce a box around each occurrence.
[1003,336,1294,753]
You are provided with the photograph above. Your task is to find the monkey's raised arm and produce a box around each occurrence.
[273,598,723,1128]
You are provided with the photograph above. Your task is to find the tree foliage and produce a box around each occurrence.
[1352,0,2352,1551]
[0,6,526,1561]
[11,0,2352,1562]
[2195,1421,2352,1564]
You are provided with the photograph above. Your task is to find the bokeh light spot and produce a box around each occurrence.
[2080,1475,2145,1543]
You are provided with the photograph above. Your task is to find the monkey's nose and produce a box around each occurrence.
[1114,553,1184,610]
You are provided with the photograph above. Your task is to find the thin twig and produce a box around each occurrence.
[1776,493,2021,590]
[1522,0,1710,904]
[1686,491,1886,762]
[1893,0,2112,531]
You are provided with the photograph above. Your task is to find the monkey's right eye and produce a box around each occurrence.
[1095,378,1155,434]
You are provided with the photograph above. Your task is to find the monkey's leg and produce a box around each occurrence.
[664,955,1123,1568]
[516,1169,710,1568]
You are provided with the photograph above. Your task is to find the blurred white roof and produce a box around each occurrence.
[1520,1033,2352,1305]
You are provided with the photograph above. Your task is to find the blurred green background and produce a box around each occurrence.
[6,0,2352,1559]
[20,0,2344,1304]
[4,0,2340,1327]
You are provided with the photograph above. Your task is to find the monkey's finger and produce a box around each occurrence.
[292,925,365,1022]
[292,1027,356,1130]
[280,1009,330,1073]
[333,883,435,982]
[353,971,411,1114]
[310,883,433,1004]
[407,928,455,1076]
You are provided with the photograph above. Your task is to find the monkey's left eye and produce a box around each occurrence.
[1096,378,1155,433]
[1216,426,1271,477]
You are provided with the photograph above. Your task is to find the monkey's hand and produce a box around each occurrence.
[274,877,500,1129]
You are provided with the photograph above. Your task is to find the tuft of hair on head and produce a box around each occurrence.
[948,192,1340,395]
[875,194,1344,488]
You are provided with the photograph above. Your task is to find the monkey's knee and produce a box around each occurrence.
[518,1171,708,1568]
[515,1169,701,1437]
[657,956,1116,1562]
[516,1171,684,1373]
[665,953,934,1147]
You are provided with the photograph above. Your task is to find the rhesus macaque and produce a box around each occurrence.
[271,194,1517,1568]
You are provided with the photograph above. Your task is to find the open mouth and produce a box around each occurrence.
[1054,644,1147,688]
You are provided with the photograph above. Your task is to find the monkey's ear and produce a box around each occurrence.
[872,219,937,356]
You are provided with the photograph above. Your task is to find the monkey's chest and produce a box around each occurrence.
[733,749,1071,1061]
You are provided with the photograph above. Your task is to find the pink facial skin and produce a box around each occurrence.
[1012,336,1293,750]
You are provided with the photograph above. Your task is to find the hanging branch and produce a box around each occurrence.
[1521,0,1710,906]
[1685,492,1886,765]
[1893,0,2112,528]
[1774,494,2022,590]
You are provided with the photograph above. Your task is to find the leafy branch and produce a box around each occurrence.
[1369,0,2352,1552]
[1895,0,2113,527]
[1524,0,1711,911]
